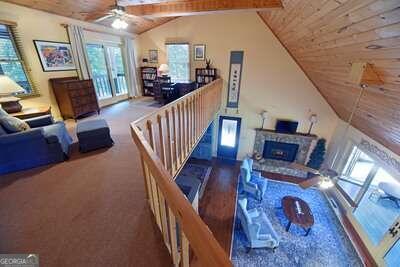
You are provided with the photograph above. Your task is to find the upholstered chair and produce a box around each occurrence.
[237,197,280,252]
[239,158,268,201]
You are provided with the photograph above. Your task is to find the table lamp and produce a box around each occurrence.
[307,114,318,135]
[158,64,169,77]
[0,75,25,113]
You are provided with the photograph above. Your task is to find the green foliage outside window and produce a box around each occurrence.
[0,24,33,94]
[167,44,189,82]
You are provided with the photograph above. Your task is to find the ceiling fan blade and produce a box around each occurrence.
[290,162,320,175]
[95,14,115,22]
[299,176,322,189]
[126,13,154,22]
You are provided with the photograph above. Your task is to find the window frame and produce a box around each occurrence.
[0,22,38,97]
[336,141,399,208]
[166,42,190,83]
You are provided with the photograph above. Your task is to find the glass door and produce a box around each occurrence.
[86,43,129,106]
[86,44,113,100]
[106,46,128,96]
[337,143,400,264]
[217,116,241,162]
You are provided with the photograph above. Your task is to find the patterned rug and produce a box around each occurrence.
[232,180,363,267]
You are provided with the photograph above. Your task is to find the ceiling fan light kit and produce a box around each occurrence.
[112,18,129,29]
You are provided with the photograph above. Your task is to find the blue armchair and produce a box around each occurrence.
[239,158,268,201]
[237,197,280,252]
[0,115,73,175]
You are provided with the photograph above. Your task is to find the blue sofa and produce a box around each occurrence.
[0,115,73,175]
[237,197,280,252]
[239,158,268,201]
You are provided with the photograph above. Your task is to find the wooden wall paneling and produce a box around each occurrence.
[259,0,400,155]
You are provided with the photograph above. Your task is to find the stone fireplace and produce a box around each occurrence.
[252,129,317,178]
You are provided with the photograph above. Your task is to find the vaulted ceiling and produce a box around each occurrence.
[259,0,400,155]
[2,0,282,34]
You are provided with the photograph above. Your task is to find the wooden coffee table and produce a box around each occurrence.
[282,196,314,236]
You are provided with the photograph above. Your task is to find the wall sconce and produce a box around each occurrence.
[308,114,318,135]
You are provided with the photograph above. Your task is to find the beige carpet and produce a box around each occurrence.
[0,98,173,266]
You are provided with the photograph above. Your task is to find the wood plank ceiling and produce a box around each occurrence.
[259,0,400,155]
[2,0,282,34]
[1,0,176,34]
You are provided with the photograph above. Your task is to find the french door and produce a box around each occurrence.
[337,143,400,265]
[86,43,128,106]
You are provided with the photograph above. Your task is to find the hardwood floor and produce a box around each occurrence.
[189,158,240,256]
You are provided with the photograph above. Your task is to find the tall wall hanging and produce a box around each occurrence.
[227,51,244,108]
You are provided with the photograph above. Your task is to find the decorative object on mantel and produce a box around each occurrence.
[359,139,400,173]
[33,40,76,72]
[0,75,25,113]
[260,110,268,129]
[306,138,326,170]
[307,114,318,134]
[194,44,206,61]
[227,51,244,109]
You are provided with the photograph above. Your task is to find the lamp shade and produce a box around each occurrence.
[158,64,169,74]
[0,75,25,96]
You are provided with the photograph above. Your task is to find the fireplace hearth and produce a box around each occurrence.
[252,129,317,178]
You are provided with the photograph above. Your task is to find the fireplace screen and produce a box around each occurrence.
[263,141,299,162]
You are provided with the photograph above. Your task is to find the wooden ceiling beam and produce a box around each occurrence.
[126,0,283,17]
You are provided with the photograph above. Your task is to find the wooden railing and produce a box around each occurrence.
[131,79,232,267]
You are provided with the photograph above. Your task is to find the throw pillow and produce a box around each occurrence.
[0,107,8,118]
[0,116,30,133]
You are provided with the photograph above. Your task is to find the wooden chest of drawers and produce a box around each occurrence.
[50,77,100,120]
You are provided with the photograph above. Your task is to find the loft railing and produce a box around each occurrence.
[131,79,232,267]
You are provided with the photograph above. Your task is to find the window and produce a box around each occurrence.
[166,43,189,82]
[0,24,35,95]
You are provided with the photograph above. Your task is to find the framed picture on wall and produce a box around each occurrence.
[194,44,206,61]
[149,49,158,63]
[33,40,76,72]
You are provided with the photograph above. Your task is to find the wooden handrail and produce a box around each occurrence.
[131,79,232,267]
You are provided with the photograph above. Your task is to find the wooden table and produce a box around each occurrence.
[10,106,51,119]
[282,196,314,236]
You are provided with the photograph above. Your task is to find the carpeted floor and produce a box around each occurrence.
[232,180,363,267]
[0,98,173,266]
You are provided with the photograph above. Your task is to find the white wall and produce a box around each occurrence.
[137,12,339,159]
[0,2,135,118]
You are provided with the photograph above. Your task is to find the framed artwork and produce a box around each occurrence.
[149,49,158,63]
[33,40,76,72]
[194,44,206,61]
[227,51,244,108]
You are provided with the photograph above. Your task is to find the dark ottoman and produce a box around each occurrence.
[76,119,114,152]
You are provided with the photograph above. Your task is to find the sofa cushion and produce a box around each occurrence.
[0,115,30,133]
[238,198,252,224]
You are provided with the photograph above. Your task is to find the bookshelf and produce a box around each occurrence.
[195,68,217,88]
[141,67,157,96]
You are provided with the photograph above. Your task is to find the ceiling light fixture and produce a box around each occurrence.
[112,18,128,30]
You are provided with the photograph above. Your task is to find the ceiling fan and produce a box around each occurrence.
[89,1,152,29]
[290,162,337,190]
